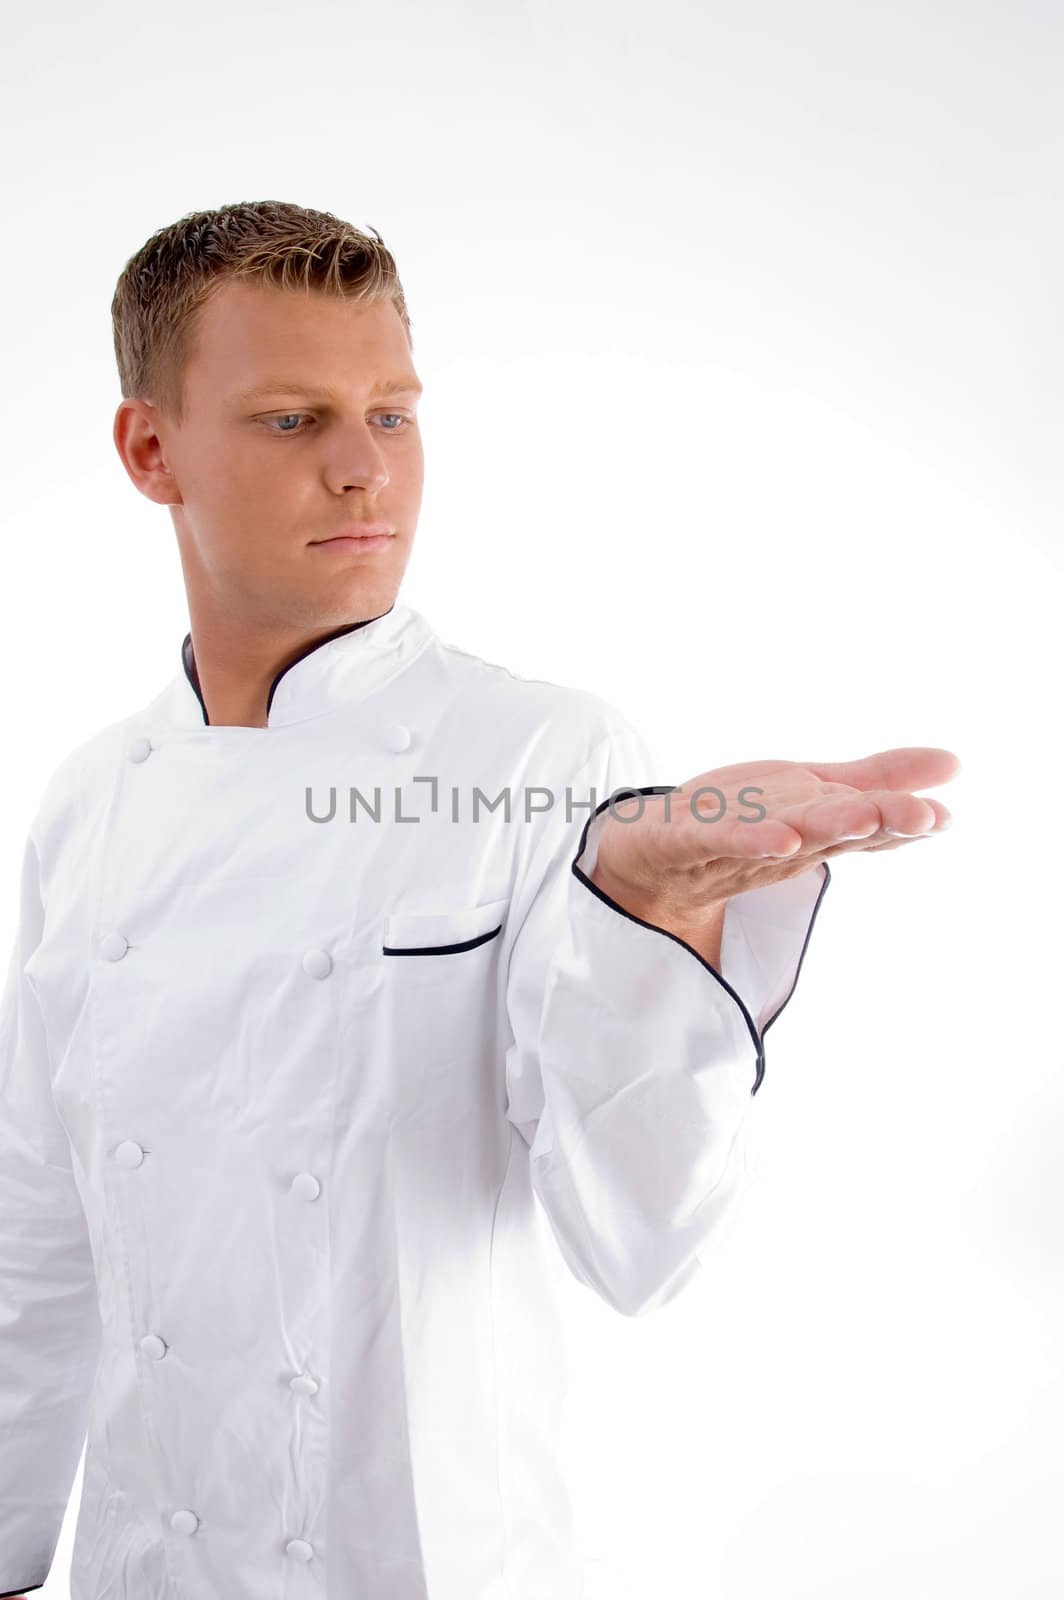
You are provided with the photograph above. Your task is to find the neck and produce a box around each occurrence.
[184,610,385,728]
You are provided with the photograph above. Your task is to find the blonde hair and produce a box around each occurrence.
[111,199,413,424]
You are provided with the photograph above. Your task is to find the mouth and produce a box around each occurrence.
[311,526,396,552]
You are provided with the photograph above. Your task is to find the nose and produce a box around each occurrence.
[323,417,391,495]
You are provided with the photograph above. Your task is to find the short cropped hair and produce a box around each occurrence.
[111,199,412,423]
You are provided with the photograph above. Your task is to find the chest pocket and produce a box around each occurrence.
[380,896,512,1102]
[382,896,511,956]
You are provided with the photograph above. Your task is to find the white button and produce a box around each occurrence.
[290,1172,321,1202]
[128,736,153,763]
[302,948,332,979]
[290,1373,319,1396]
[285,1538,314,1562]
[170,1509,199,1535]
[140,1334,168,1360]
[115,1140,145,1169]
[100,931,129,961]
[383,721,412,752]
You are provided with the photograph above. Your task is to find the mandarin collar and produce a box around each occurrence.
[167,600,433,729]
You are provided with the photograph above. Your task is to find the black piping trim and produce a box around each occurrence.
[569,786,833,1097]
[180,604,396,727]
[383,923,503,956]
[755,856,832,1091]
[0,1586,44,1595]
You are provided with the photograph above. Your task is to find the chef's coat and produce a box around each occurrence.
[0,598,830,1599]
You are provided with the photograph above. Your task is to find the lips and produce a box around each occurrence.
[315,524,393,542]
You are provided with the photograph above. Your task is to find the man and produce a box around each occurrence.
[0,200,957,1600]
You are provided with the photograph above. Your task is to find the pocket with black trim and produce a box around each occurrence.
[380,897,512,1091]
[382,897,511,957]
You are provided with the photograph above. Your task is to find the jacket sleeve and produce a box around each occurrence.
[503,719,831,1318]
[0,832,102,1595]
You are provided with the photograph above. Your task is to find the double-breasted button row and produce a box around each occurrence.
[100,931,336,982]
[168,1511,315,1560]
[116,1142,325,1204]
[132,1140,323,1555]
[106,754,330,1572]
[141,1330,316,1401]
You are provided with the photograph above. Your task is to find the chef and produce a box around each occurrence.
[0,201,958,1600]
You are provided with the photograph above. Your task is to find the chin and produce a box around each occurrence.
[326,574,402,618]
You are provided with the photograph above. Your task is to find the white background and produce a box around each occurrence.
[1,1,1061,1595]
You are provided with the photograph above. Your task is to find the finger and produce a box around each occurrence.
[880,795,953,836]
[813,797,953,857]
[777,792,938,849]
[803,747,961,795]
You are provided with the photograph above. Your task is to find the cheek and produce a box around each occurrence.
[184,435,272,508]
[397,446,425,510]
[209,448,296,525]
[191,471,294,574]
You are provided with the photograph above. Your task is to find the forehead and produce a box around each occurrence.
[186,280,413,389]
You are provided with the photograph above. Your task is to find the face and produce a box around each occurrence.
[115,280,424,634]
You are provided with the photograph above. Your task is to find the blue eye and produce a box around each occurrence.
[263,412,412,435]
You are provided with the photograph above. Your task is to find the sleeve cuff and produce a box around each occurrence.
[720,860,831,1038]
[572,786,831,1095]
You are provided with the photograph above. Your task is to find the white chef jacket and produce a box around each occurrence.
[0,598,830,1600]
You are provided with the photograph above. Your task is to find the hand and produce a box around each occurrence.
[591,746,960,929]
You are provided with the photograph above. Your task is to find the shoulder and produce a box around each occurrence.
[28,712,136,854]
[423,626,640,771]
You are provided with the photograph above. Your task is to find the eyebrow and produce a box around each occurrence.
[237,376,424,403]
